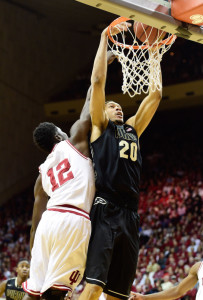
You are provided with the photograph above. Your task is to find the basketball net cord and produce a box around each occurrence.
[107,20,176,97]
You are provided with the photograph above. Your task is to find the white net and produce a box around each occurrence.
[107,18,176,97]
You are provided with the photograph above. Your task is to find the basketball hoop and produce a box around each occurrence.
[107,17,177,97]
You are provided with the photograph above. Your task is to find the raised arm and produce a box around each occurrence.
[69,86,92,154]
[130,262,200,300]
[70,50,117,145]
[126,52,162,138]
[89,28,109,143]
[90,24,130,143]
[30,174,48,253]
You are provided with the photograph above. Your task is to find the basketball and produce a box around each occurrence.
[133,4,168,45]
[133,21,167,45]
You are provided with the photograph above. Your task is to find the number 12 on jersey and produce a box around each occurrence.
[47,158,74,192]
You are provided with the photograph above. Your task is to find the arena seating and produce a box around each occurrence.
[0,113,202,300]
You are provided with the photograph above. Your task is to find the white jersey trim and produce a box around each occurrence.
[52,284,72,291]
[22,282,40,296]
[86,277,106,286]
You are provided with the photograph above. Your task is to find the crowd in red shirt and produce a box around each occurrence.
[132,172,203,299]
[0,113,202,300]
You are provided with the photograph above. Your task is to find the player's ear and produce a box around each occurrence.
[55,134,63,142]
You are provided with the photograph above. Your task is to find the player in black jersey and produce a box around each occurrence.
[78,22,162,300]
[0,259,30,300]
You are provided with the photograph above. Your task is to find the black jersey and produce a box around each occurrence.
[5,278,25,300]
[90,120,142,211]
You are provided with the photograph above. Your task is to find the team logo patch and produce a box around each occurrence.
[69,270,80,285]
[94,197,107,205]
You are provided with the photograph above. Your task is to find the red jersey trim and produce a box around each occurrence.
[54,204,88,215]
[22,282,40,296]
[47,207,90,220]
[51,143,57,153]
[52,284,72,291]
[39,143,58,171]
[65,140,88,160]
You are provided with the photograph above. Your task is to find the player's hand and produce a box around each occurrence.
[110,22,131,35]
[103,22,131,36]
[107,50,117,65]
[129,292,145,300]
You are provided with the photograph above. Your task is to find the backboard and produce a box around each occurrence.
[75,0,203,44]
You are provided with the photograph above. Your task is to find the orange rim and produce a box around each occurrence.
[107,16,177,49]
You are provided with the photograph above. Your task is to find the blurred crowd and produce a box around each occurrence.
[0,191,32,280]
[0,108,202,300]
[132,172,203,299]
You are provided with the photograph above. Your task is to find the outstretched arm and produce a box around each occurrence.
[89,27,109,143]
[30,174,48,253]
[69,85,92,138]
[70,51,117,143]
[126,51,162,138]
[129,262,200,300]
[80,85,92,121]
[0,280,7,297]
[90,24,130,143]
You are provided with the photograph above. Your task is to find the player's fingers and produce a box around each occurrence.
[120,21,131,27]
[117,21,131,31]
[110,22,131,34]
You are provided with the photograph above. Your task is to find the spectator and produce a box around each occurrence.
[161,274,174,291]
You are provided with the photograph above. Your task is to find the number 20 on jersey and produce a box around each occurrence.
[119,140,137,161]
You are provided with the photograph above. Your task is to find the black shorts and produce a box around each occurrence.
[85,197,140,299]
